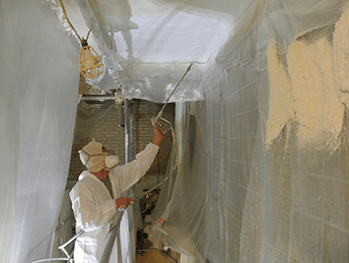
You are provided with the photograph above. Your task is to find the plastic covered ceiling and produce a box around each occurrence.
[58,0,245,102]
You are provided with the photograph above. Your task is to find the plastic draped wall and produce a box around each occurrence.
[73,100,114,142]
[2,0,349,263]
[152,1,349,263]
[0,0,79,262]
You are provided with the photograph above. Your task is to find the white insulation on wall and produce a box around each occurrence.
[153,1,349,263]
[2,0,349,263]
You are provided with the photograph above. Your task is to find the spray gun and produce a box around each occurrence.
[151,63,192,134]
[151,111,171,135]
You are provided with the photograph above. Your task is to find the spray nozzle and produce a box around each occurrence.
[151,113,170,134]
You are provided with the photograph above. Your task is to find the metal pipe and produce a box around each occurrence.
[124,99,129,163]
[98,99,129,263]
[129,101,137,161]
[80,96,114,101]
[116,102,124,128]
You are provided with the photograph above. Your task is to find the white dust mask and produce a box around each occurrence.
[105,155,119,169]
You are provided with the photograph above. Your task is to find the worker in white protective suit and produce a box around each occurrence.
[70,124,163,263]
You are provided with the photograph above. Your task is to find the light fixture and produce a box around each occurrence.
[59,0,104,80]
[79,37,104,80]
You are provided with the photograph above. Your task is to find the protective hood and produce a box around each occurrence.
[79,139,108,173]
[79,139,120,172]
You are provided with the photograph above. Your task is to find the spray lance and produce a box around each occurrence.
[151,63,192,134]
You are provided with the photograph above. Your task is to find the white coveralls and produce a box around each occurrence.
[70,143,159,263]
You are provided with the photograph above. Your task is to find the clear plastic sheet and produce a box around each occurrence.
[0,1,80,262]
[68,0,235,102]
[152,1,349,263]
[3,0,349,263]
[50,182,75,259]
[69,0,349,101]
[73,100,114,142]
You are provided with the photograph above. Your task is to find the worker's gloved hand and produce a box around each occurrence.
[115,197,134,209]
[152,123,164,146]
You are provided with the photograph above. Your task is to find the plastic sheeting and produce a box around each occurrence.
[67,0,349,102]
[50,183,75,259]
[2,0,349,263]
[152,1,349,263]
[63,0,235,102]
[0,0,79,262]
[73,100,114,142]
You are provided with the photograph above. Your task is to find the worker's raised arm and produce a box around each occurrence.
[110,124,163,193]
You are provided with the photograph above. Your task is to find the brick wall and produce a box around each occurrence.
[68,100,175,182]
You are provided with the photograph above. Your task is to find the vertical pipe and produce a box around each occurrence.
[124,99,129,164]
[130,101,135,161]
[129,100,142,247]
